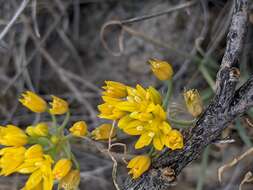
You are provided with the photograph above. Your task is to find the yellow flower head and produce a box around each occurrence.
[59,170,80,190]
[19,91,47,113]
[0,146,26,176]
[0,125,28,147]
[184,89,203,117]
[26,123,49,137]
[53,159,72,180]
[127,155,151,179]
[69,121,88,137]
[148,58,173,81]
[49,95,69,115]
[91,123,116,140]
[102,81,127,99]
[165,130,184,150]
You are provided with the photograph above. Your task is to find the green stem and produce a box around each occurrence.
[62,134,73,141]
[28,136,53,148]
[198,64,215,91]
[162,80,172,110]
[58,111,70,134]
[71,152,80,170]
[63,144,72,159]
[196,145,210,190]
[148,146,155,157]
[51,114,58,127]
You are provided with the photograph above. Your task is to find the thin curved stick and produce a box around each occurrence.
[100,20,124,56]
[0,0,31,41]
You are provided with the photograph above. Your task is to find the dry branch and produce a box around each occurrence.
[123,0,249,189]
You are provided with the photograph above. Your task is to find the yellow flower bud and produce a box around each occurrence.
[19,91,47,113]
[148,58,173,81]
[34,123,49,136]
[127,155,151,179]
[49,95,69,115]
[184,89,203,117]
[26,123,49,137]
[69,121,88,137]
[102,81,127,99]
[50,135,60,144]
[25,126,37,137]
[0,125,28,147]
[53,159,72,180]
[91,123,116,140]
[165,130,184,150]
[59,170,80,190]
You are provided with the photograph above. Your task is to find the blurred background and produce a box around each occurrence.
[0,0,253,189]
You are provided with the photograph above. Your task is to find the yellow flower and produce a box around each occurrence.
[148,58,173,81]
[53,159,72,180]
[134,131,155,149]
[98,102,126,120]
[19,91,47,113]
[102,81,127,99]
[17,144,44,174]
[69,121,88,137]
[91,123,116,140]
[98,96,125,119]
[0,125,28,146]
[26,123,49,137]
[184,89,203,117]
[147,87,162,105]
[98,81,128,120]
[49,95,69,115]
[0,146,26,176]
[119,104,172,151]
[116,85,162,121]
[118,115,147,136]
[127,155,151,179]
[22,169,43,190]
[22,155,54,190]
[165,130,184,150]
[59,170,80,190]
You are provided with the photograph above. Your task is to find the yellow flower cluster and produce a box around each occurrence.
[0,127,55,189]
[0,91,84,190]
[0,123,81,190]
[98,81,183,151]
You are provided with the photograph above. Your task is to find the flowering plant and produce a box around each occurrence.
[0,58,204,189]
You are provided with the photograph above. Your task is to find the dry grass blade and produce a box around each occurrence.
[0,0,30,41]
[218,148,253,182]
[239,171,253,190]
